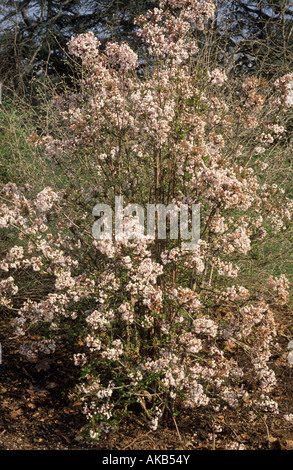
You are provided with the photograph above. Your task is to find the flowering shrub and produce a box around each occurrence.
[0,0,292,440]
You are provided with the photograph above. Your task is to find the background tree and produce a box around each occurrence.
[213,0,293,78]
[0,0,292,93]
[0,0,157,92]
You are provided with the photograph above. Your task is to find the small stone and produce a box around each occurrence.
[46,382,57,389]
[287,350,293,364]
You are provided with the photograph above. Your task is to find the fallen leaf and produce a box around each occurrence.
[35,358,51,372]
[27,402,36,409]
[1,399,10,408]
[72,401,83,407]
[10,408,22,419]
[286,440,293,450]
[46,382,57,390]
[223,341,237,353]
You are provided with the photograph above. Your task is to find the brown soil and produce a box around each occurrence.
[1,306,293,451]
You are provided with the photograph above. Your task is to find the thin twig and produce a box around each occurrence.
[172,413,182,442]
[122,430,153,450]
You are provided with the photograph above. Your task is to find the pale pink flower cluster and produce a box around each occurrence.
[224,302,270,340]
[214,259,240,278]
[194,165,258,211]
[268,124,286,137]
[224,301,278,397]
[77,378,115,431]
[85,334,102,352]
[169,286,201,312]
[160,247,181,264]
[268,274,290,305]
[179,331,202,353]
[19,339,56,361]
[284,414,293,423]
[101,339,123,361]
[67,32,100,63]
[0,276,18,306]
[0,245,24,270]
[14,292,67,335]
[254,146,266,155]
[158,0,215,26]
[209,215,228,234]
[217,285,250,303]
[274,73,293,108]
[135,1,210,65]
[192,315,218,337]
[221,225,252,255]
[118,302,134,322]
[226,442,246,450]
[149,406,163,431]
[241,77,266,107]
[105,42,138,73]
[183,242,206,275]
[260,132,274,145]
[34,187,60,212]
[256,395,279,414]
[130,83,176,145]
[126,256,164,312]
[0,196,29,229]
[207,68,227,86]
[73,352,87,366]
[86,308,115,331]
